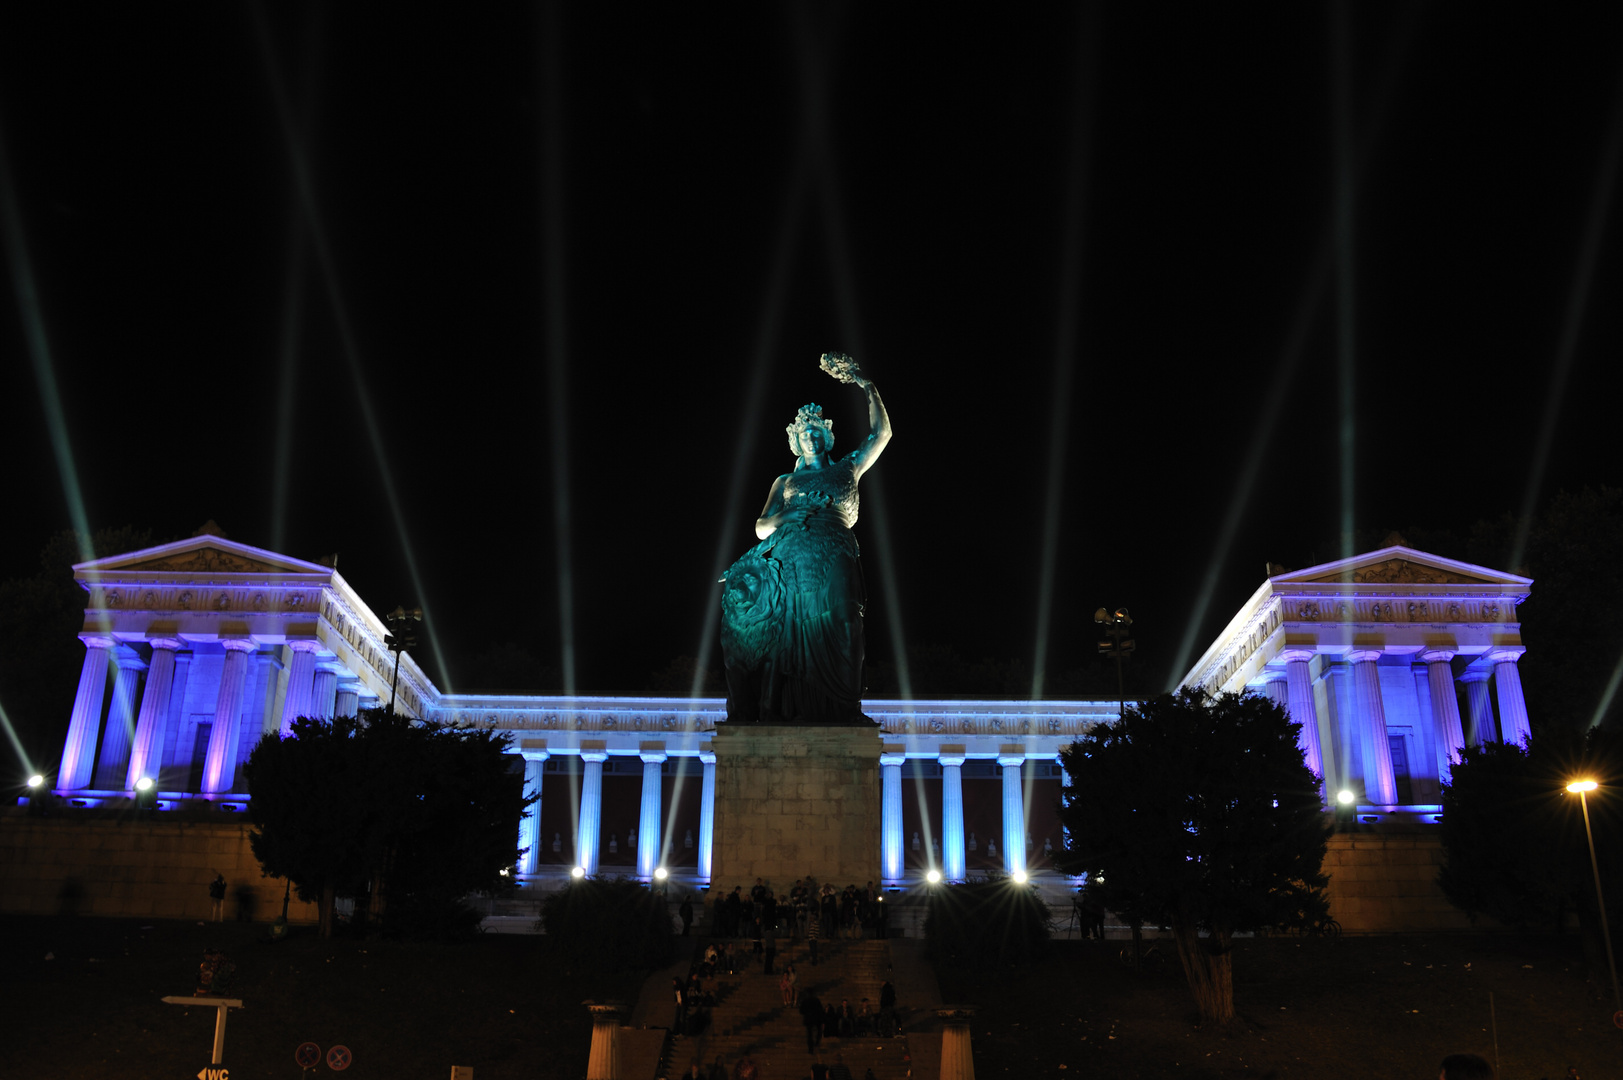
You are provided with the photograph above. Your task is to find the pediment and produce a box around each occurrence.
[75,536,332,577]
[1273,546,1530,588]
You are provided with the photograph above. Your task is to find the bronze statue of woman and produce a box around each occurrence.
[720,353,893,724]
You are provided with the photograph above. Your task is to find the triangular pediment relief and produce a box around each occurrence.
[75,537,331,577]
[1273,546,1530,588]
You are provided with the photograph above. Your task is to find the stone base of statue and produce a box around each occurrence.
[709,724,882,890]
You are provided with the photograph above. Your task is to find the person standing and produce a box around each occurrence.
[879,979,897,1037]
[807,907,821,966]
[208,873,226,922]
[680,894,694,937]
[672,976,687,1035]
[786,962,798,1006]
[799,992,824,1054]
[763,914,778,974]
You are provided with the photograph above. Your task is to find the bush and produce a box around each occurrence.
[541,879,673,970]
[924,877,1050,968]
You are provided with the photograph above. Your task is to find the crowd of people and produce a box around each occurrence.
[672,877,902,1078]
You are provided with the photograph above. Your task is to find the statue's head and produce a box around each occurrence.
[786,403,834,458]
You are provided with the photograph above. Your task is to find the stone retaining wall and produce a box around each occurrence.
[1324,824,1480,933]
[0,814,319,923]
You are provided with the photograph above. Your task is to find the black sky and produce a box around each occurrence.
[2,3,1621,696]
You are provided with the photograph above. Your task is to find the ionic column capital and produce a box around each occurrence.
[1420,649,1456,664]
[1488,647,1526,665]
[148,637,184,652]
[1460,668,1491,684]
[638,741,668,764]
[79,634,116,650]
[287,638,322,654]
[879,751,907,768]
[1347,649,1383,664]
[1278,647,1316,665]
[996,753,1026,769]
[579,750,609,764]
[698,749,717,765]
[221,637,257,653]
[938,744,966,768]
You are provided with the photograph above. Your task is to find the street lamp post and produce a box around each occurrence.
[1094,607,1135,718]
[1567,779,1622,1019]
[384,606,422,716]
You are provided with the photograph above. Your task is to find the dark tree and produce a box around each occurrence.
[540,878,673,970]
[1057,688,1330,1025]
[245,709,529,938]
[924,876,1050,969]
[1439,728,1623,984]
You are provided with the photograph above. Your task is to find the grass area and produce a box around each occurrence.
[4,914,643,1079]
[939,933,1623,1079]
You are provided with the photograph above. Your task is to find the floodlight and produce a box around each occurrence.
[925,869,941,884]
[571,866,586,879]
[1568,779,1600,794]
[1336,789,1355,805]
[654,867,669,881]
[135,777,154,793]
[1012,869,1029,885]
[27,774,45,789]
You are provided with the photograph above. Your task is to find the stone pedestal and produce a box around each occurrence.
[709,724,881,889]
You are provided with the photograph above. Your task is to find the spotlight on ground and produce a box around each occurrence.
[1012,869,1029,885]
[135,777,154,793]
[925,869,942,885]
[654,867,669,881]
[27,774,45,789]
[499,867,511,877]
[1337,789,1356,805]
[571,866,586,879]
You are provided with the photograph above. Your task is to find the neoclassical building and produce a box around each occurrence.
[46,534,1532,887]
[1179,543,1533,814]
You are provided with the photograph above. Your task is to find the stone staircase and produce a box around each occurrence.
[662,937,912,1080]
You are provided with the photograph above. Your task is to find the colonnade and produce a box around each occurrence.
[56,633,365,798]
[512,739,1060,887]
[1258,645,1530,807]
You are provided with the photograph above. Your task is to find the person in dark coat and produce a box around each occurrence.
[680,895,694,937]
[799,992,824,1053]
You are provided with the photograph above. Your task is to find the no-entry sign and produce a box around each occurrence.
[295,1043,322,1069]
[327,1044,353,1071]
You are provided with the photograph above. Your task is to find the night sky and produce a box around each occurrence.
[2,3,1621,698]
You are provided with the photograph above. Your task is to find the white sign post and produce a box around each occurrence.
[160,995,244,1073]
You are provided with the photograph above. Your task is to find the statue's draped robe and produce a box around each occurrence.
[721,456,867,724]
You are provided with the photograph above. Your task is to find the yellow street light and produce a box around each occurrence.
[1567,778,1620,1018]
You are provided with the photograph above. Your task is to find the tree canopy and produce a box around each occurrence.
[245,708,529,937]
[1057,688,1330,1024]
[1439,727,1623,980]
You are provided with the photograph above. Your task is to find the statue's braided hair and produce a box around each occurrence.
[786,403,834,457]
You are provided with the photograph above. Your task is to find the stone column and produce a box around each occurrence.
[1491,650,1532,746]
[637,744,666,881]
[311,668,339,720]
[1349,650,1398,806]
[203,640,256,795]
[1279,648,1326,781]
[1462,670,1494,746]
[583,1001,625,1080]
[998,750,1027,877]
[58,635,115,791]
[1262,671,1290,711]
[578,748,607,875]
[697,750,716,882]
[517,748,549,876]
[95,651,147,788]
[126,638,180,792]
[938,1006,977,1080]
[880,747,906,885]
[278,640,320,734]
[1422,650,1467,783]
[940,746,967,883]
[335,684,360,718]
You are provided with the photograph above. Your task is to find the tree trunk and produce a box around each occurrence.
[1171,919,1234,1025]
[319,882,335,939]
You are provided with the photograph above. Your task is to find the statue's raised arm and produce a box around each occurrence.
[720,352,891,726]
[819,351,891,480]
